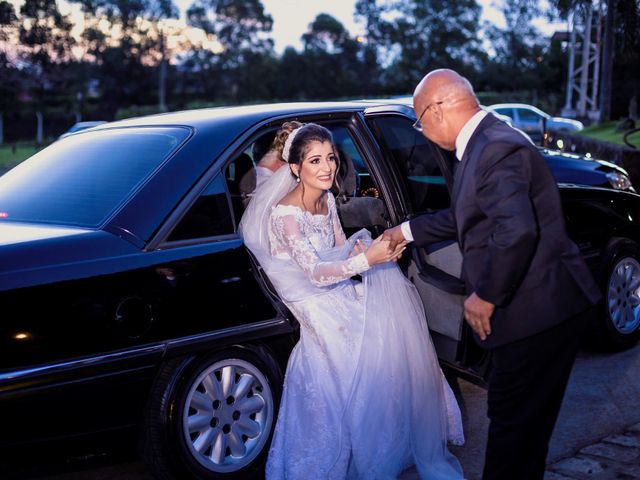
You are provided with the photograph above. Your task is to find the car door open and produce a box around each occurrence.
[364,110,489,380]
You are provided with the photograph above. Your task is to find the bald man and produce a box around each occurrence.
[384,69,600,480]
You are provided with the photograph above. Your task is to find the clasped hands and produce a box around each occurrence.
[351,234,407,266]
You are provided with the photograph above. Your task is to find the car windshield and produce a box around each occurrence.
[0,127,190,228]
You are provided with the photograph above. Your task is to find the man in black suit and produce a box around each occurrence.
[384,69,601,479]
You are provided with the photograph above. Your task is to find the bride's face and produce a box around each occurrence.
[293,140,337,191]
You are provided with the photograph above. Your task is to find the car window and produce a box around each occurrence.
[368,115,451,214]
[224,130,276,226]
[222,124,389,238]
[0,127,189,228]
[326,125,370,198]
[324,124,389,237]
[517,108,541,121]
[493,108,513,118]
[167,174,234,241]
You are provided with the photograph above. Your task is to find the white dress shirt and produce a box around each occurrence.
[400,109,488,242]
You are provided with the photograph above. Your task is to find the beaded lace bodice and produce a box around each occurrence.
[268,192,369,287]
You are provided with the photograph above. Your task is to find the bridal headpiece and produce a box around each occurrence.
[282,126,303,162]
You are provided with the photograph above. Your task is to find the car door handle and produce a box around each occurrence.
[220,276,241,284]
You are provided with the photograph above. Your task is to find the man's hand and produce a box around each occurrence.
[381,225,406,252]
[464,292,495,341]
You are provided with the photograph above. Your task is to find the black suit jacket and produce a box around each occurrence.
[410,114,601,348]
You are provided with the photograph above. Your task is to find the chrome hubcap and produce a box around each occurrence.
[183,358,273,473]
[608,257,640,334]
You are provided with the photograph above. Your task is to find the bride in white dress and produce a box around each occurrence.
[240,123,464,479]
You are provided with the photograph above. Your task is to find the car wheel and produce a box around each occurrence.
[598,239,640,349]
[141,347,282,479]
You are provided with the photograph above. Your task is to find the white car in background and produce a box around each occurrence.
[59,121,107,139]
[487,103,584,142]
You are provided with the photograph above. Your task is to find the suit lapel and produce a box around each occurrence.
[451,113,497,205]
[451,149,471,205]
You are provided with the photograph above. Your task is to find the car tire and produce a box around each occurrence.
[141,347,282,479]
[597,239,640,350]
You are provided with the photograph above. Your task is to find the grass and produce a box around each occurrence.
[0,143,47,173]
[577,121,640,148]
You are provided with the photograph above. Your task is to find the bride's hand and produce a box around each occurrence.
[350,239,367,257]
[364,236,407,266]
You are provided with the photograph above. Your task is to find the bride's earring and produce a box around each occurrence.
[296,176,300,183]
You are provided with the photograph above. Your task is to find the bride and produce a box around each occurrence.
[239,123,464,479]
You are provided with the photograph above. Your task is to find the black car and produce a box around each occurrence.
[1,101,640,479]
[374,97,635,193]
[541,148,633,192]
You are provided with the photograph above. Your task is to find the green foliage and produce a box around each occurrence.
[184,0,275,103]
[115,105,164,120]
[0,1,16,24]
[0,2,19,116]
[17,0,76,113]
[478,0,548,92]
[578,121,640,147]
[0,144,45,172]
[611,0,640,119]
[355,0,484,93]
[548,0,640,119]
[3,0,639,143]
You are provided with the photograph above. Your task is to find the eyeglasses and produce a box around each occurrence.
[412,101,444,132]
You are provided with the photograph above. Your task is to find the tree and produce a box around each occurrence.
[480,0,549,95]
[296,13,365,99]
[551,0,640,121]
[610,0,640,119]
[0,1,18,144]
[186,0,275,102]
[18,0,76,142]
[68,0,179,115]
[355,0,484,94]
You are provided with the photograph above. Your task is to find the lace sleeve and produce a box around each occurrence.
[272,211,369,287]
[329,193,347,247]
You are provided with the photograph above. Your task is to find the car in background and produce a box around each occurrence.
[384,96,632,193]
[487,103,584,143]
[59,120,107,139]
[542,148,634,192]
[1,101,639,479]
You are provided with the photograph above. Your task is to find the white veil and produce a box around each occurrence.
[239,166,295,265]
[239,166,464,479]
[238,166,345,302]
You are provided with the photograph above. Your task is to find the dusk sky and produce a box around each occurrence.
[8,0,566,54]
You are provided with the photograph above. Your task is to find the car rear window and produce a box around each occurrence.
[0,127,190,227]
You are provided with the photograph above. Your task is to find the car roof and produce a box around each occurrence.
[89,101,392,133]
[487,103,545,111]
[74,120,106,126]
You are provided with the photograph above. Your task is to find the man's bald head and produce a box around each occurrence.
[413,69,479,112]
[412,69,481,150]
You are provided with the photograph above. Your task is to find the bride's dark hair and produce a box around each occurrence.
[285,123,336,166]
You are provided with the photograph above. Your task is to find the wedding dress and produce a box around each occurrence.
[239,167,464,480]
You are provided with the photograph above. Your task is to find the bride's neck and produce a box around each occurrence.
[296,185,326,213]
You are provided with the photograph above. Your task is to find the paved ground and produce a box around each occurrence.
[400,344,640,480]
[545,423,640,479]
[10,343,640,479]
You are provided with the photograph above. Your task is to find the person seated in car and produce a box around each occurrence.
[240,122,304,205]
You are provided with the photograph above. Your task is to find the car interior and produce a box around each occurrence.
[224,117,489,380]
[224,124,390,238]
